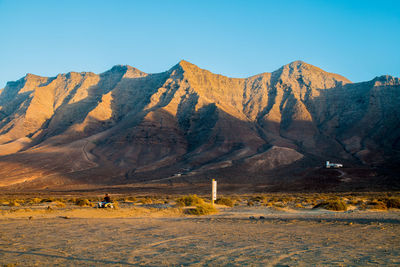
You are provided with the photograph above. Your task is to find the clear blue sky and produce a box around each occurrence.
[0,0,399,88]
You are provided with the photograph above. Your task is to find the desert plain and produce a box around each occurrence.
[1,193,399,266]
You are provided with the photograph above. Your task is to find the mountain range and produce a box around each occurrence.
[0,60,399,191]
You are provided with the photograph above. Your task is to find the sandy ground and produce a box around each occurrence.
[1,207,400,266]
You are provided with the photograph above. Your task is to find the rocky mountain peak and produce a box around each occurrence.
[24,73,43,80]
[168,60,201,73]
[271,60,351,91]
[372,75,400,86]
[99,65,148,80]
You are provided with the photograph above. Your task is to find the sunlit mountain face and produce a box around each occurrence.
[0,61,399,191]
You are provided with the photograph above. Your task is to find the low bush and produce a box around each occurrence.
[295,203,304,209]
[364,200,387,210]
[383,197,400,209]
[53,201,66,208]
[176,195,204,207]
[215,197,235,207]
[354,200,365,206]
[8,200,20,207]
[75,198,92,207]
[302,198,314,204]
[29,198,42,204]
[273,202,286,208]
[185,203,217,215]
[55,198,67,203]
[230,195,242,202]
[313,199,348,211]
[251,196,266,202]
[348,198,360,205]
[247,200,255,206]
[280,197,294,203]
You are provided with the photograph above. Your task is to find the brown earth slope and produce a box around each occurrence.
[0,61,399,191]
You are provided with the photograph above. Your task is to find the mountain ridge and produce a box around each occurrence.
[0,60,399,191]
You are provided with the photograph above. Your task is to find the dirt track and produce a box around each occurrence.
[1,208,399,266]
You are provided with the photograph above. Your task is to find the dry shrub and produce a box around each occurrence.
[354,200,365,206]
[215,197,235,207]
[29,198,42,204]
[364,200,387,210]
[313,199,348,211]
[383,197,400,209]
[8,200,20,207]
[270,197,279,203]
[176,195,204,207]
[348,198,360,205]
[75,198,92,207]
[247,200,255,206]
[280,196,294,203]
[56,198,67,203]
[231,195,242,202]
[273,202,287,208]
[185,203,217,215]
[265,198,277,206]
[295,203,304,209]
[53,201,66,208]
[251,196,266,203]
[302,198,314,204]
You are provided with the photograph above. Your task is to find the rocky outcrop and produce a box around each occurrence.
[0,60,399,188]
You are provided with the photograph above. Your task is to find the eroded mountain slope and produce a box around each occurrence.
[0,60,399,189]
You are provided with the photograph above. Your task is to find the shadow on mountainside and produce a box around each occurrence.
[27,68,129,146]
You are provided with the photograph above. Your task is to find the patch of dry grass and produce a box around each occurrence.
[184,204,217,215]
[247,200,255,206]
[75,198,92,207]
[28,198,42,204]
[176,195,205,207]
[8,200,20,207]
[362,200,387,210]
[215,197,235,207]
[313,199,348,211]
[53,201,66,208]
[382,197,400,209]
